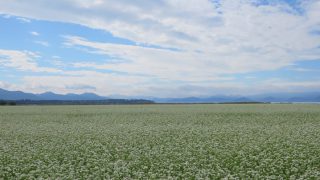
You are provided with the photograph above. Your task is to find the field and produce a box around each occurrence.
[1,104,320,179]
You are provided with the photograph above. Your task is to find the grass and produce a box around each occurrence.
[1,104,320,179]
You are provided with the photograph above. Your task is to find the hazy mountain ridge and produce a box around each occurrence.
[0,88,319,103]
[152,92,320,103]
[0,88,107,101]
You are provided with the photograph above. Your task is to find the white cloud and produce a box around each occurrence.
[34,40,49,47]
[1,0,316,80]
[20,72,152,96]
[16,75,320,97]
[257,79,320,93]
[0,49,60,73]
[0,48,318,97]
[0,0,319,96]
[0,80,12,90]
[0,0,319,51]
[30,31,39,36]
[64,35,312,82]
[16,17,31,23]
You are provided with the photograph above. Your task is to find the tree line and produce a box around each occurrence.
[0,100,17,106]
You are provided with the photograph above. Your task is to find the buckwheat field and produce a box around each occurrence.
[1,104,320,179]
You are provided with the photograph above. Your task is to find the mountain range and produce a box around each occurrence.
[0,88,104,101]
[0,88,320,103]
[152,92,320,103]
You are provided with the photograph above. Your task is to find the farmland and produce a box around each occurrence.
[1,104,320,179]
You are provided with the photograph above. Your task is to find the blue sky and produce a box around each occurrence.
[0,0,319,97]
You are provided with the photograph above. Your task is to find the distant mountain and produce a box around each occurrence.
[0,88,41,100]
[249,92,320,103]
[1,88,320,103]
[152,96,255,103]
[153,96,255,103]
[152,92,320,103]
[0,88,106,100]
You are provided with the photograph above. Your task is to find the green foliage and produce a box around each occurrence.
[0,100,6,105]
[0,104,320,179]
[0,100,16,106]
[7,101,16,106]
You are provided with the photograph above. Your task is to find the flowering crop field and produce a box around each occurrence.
[1,104,320,179]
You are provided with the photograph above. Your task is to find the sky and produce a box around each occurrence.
[0,0,319,98]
